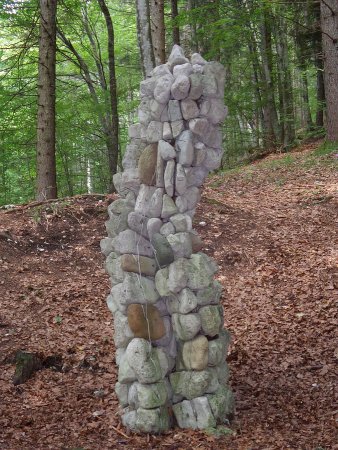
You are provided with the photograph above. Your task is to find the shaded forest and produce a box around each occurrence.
[0,0,337,205]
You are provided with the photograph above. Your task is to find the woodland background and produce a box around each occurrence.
[0,0,337,206]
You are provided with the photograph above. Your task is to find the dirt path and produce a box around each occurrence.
[0,141,337,449]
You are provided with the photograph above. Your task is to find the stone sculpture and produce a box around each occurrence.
[101,45,234,433]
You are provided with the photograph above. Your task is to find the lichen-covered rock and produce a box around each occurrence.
[136,380,168,409]
[118,356,137,384]
[121,253,156,277]
[206,386,234,421]
[115,382,129,407]
[170,370,210,400]
[182,335,209,370]
[154,74,174,104]
[151,233,175,267]
[176,130,194,166]
[160,222,175,237]
[199,306,222,337]
[187,253,216,290]
[172,400,197,429]
[136,406,171,433]
[164,160,175,197]
[162,194,179,219]
[120,273,159,305]
[138,143,158,185]
[126,338,163,384]
[191,397,216,429]
[159,140,176,161]
[172,313,201,341]
[167,232,192,259]
[166,288,197,314]
[170,214,192,233]
[114,311,134,348]
[155,267,170,296]
[113,229,153,257]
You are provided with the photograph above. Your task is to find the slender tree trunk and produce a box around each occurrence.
[260,12,280,148]
[171,0,180,45]
[136,0,155,77]
[274,14,295,149]
[320,0,338,141]
[150,0,165,64]
[36,0,57,201]
[315,60,325,127]
[97,0,119,191]
[186,0,198,52]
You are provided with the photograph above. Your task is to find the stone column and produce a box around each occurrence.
[100,45,234,433]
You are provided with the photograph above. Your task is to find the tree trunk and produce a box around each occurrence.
[260,12,280,148]
[150,0,165,64]
[97,0,119,192]
[136,0,155,77]
[171,0,180,45]
[320,0,338,141]
[274,14,295,149]
[36,0,57,201]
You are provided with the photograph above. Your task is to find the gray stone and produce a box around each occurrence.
[204,62,226,98]
[199,98,228,125]
[156,151,165,188]
[118,355,137,384]
[170,370,210,399]
[138,98,151,125]
[167,232,192,259]
[151,64,171,77]
[128,123,142,139]
[113,229,153,257]
[115,382,129,407]
[155,346,172,377]
[151,233,175,267]
[201,124,222,148]
[176,130,194,166]
[160,221,175,237]
[175,195,188,213]
[168,44,189,70]
[186,253,215,290]
[180,98,199,120]
[159,140,176,161]
[127,211,149,238]
[100,237,114,256]
[172,313,201,341]
[189,118,209,137]
[168,258,190,293]
[120,272,160,305]
[171,120,185,138]
[150,99,166,121]
[160,105,169,122]
[121,409,137,431]
[146,121,163,143]
[191,53,207,66]
[182,335,209,370]
[126,338,163,384]
[203,147,223,171]
[173,62,193,78]
[147,218,162,241]
[166,288,197,314]
[120,168,141,193]
[105,253,124,285]
[208,338,225,367]
[136,406,171,433]
[175,164,187,196]
[153,315,172,347]
[191,397,216,429]
[192,142,207,167]
[171,75,190,100]
[115,347,125,366]
[185,166,207,187]
[190,231,204,253]
[154,74,174,104]
[206,367,220,394]
[196,280,222,305]
[128,382,139,408]
[199,306,222,337]
[176,186,200,213]
[170,213,192,232]
[163,122,173,141]
[216,361,230,386]
[202,73,218,97]
[192,64,204,73]
[168,100,182,121]
[162,194,179,219]
[140,77,156,97]
[206,386,234,421]
[164,160,175,197]
[172,400,197,429]
[109,284,127,314]
[155,267,170,296]
[120,254,156,277]
[136,380,168,409]
[135,185,163,218]
[188,73,203,100]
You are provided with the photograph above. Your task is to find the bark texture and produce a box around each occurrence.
[136,0,155,77]
[150,0,165,64]
[36,0,57,201]
[171,0,180,45]
[321,0,338,141]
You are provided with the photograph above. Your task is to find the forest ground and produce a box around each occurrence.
[0,139,337,450]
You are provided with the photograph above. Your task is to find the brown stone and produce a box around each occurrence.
[138,143,158,186]
[190,233,203,253]
[127,304,166,340]
[121,254,156,277]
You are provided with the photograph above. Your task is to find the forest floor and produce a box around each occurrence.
[0,139,337,450]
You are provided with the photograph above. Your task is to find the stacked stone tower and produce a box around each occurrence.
[100,45,234,433]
